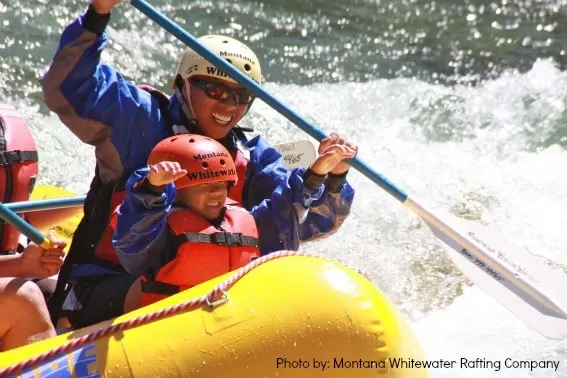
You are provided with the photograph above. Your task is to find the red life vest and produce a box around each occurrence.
[140,201,260,306]
[0,104,39,254]
[90,190,128,266]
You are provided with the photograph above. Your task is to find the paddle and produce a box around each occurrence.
[129,0,567,340]
[6,196,86,213]
[0,202,50,248]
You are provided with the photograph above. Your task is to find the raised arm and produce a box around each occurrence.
[244,133,357,244]
[112,166,179,275]
[251,137,357,253]
[40,2,168,171]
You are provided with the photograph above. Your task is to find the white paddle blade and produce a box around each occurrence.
[427,213,567,340]
[274,140,317,170]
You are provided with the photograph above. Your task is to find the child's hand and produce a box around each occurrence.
[314,132,358,175]
[147,161,187,187]
[310,133,358,176]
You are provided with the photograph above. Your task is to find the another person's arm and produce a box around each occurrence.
[250,167,326,253]
[0,233,66,278]
[250,137,357,253]
[243,133,356,243]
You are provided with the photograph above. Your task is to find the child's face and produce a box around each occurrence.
[175,181,230,220]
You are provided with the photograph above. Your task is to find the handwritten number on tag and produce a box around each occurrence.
[283,153,303,166]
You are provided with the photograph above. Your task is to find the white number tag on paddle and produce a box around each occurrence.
[273,140,317,170]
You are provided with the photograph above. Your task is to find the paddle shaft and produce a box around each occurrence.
[127,0,544,286]
[7,196,86,213]
[129,0,407,203]
[128,0,541,295]
[128,0,567,339]
[127,0,554,282]
[0,202,48,247]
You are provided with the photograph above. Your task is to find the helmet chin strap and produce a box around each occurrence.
[172,82,197,135]
[173,78,252,146]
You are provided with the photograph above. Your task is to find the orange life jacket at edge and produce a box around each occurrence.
[140,201,260,307]
[0,104,39,254]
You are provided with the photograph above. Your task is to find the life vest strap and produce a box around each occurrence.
[175,231,259,247]
[232,126,252,143]
[0,150,38,165]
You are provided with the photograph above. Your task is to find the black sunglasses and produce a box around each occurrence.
[192,79,255,105]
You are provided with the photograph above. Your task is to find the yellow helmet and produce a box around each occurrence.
[173,35,262,88]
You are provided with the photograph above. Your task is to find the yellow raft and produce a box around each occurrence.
[0,252,429,378]
[28,185,84,250]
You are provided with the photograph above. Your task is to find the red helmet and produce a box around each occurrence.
[148,134,238,189]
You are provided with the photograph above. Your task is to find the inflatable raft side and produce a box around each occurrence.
[0,254,429,378]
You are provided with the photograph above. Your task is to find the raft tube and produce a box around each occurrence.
[27,185,83,248]
[0,253,429,378]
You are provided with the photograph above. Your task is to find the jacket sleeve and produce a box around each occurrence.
[40,11,167,170]
[243,135,355,242]
[251,167,325,255]
[297,179,355,242]
[112,167,174,276]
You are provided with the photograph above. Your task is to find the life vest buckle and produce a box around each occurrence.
[0,150,38,165]
[211,231,244,246]
[0,150,23,165]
